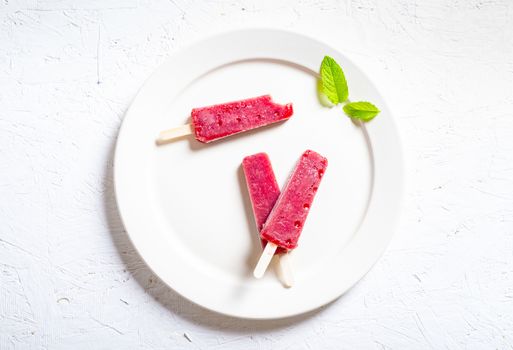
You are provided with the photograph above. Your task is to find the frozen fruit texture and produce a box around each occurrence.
[260,150,328,250]
[242,153,285,254]
[191,95,293,143]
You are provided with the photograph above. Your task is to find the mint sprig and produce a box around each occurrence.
[320,56,348,105]
[343,101,380,122]
[318,56,380,122]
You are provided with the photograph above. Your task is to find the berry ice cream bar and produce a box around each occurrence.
[242,153,283,250]
[253,150,328,278]
[242,153,294,286]
[157,95,293,144]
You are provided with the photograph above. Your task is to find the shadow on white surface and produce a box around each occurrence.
[103,134,332,330]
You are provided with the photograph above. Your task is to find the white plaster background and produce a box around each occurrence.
[1,0,512,349]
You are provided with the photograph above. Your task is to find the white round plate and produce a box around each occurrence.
[114,29,403,319]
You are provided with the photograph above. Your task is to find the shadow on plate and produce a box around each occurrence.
[236,164,266,274]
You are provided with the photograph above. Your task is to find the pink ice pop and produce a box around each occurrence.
[260,150,328,250]
[191,95,293,143]
[242,153,286,254]
[157,95,293,144]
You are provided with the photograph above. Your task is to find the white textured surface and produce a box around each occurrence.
[1,0,512,348]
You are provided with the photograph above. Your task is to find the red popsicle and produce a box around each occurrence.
[242,153,285,254]
[254,150,328,278]
[242,152,294,286]
[157,95,293,144]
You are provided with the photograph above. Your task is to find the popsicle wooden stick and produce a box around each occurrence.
[278,252,294,288]
[253,242,277,278]
[156,123,193,145]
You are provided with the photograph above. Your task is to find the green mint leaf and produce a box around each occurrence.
[320,55,349,105]
[343,101,380,122]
